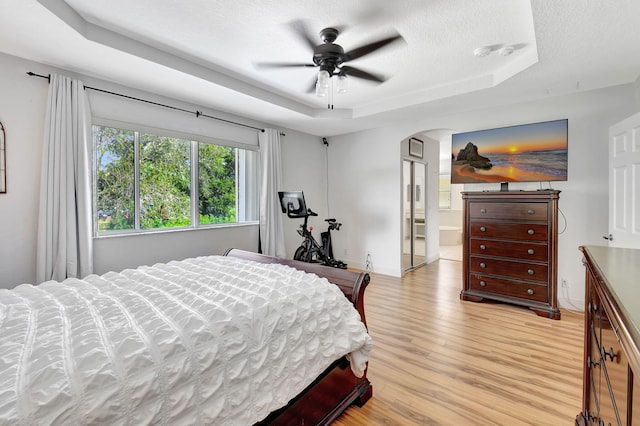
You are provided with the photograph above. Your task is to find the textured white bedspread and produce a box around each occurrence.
[0,256,372,425]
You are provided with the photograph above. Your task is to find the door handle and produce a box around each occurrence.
[602,234,613,241]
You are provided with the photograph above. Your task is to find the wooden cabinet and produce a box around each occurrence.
[577,246,640,426]
[460,190,560,319]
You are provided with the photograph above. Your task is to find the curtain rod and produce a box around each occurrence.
[26,72,286,136]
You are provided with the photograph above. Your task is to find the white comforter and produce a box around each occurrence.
[0,256,372,425]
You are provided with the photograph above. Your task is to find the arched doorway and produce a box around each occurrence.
[401,130,463,272]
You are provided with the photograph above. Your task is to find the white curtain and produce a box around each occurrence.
[36,74,94,283]
[258,128,286,258]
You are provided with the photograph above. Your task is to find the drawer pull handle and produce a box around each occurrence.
[527,289,534,295]
[480,244,486,250]
[602,347,618,362]
[480,208,487,213]
[479,281,486,287]
[527,209,535,215]
[527,229,535,235]
[479,262,486,268]
[589,357,599,368]
[527,249,535,255]
[480,226,486,232]
[527,269,534,275]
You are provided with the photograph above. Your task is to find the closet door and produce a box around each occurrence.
[403,160,426,271]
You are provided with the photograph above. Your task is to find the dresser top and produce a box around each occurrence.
[462,190,560,200]
[581,245,640,341]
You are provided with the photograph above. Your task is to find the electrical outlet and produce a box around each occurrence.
[343,248,348,256]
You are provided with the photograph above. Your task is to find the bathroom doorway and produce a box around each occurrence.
[402,159,426,271]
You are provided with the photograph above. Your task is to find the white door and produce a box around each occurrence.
[608,112,640,248]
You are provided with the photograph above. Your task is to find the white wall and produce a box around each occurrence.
[92,226,258,275]
[0,52,325,287]
[328,84,638,309]
[278,131,328,258]
[326,128,401,275]
[0,55,48,287]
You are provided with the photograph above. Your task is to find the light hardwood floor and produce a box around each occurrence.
[335,259,584,426]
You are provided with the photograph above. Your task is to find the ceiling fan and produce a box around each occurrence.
[255,20,404,97]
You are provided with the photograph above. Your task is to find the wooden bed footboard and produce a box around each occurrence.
[223,249,373,425]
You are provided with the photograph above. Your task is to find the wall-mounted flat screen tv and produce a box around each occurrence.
[451,119,568,185]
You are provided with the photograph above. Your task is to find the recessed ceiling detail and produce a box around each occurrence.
[2,1,640,136]
[39,0,538,118]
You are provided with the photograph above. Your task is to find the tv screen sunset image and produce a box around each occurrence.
[451,119,568,184]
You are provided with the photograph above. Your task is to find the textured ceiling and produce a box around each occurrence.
[1,1,639,136]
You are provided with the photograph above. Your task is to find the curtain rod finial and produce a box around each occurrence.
[27,71,51,82]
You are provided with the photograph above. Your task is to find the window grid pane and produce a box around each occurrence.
[94,126,135,231]
[198,143,237,224]
[439,174,451,209]
[139,134,192,229]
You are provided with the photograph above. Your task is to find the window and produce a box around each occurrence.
[94,124,258,235]
[439,174,451,209]
[439,139,453,209]
[198,143,236,225]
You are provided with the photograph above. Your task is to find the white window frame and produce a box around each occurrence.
[92,119,259,236]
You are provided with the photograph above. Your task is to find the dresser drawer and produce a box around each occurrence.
[600,305,628,425]
[469,275,548,302]
[470,239,548,261]
[470,256,548,282]
[469,202,548,221]
[589,325,602,378]
[469,222,548,241]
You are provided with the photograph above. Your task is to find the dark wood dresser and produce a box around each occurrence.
[577,245,640,426]
[460,190,561,319]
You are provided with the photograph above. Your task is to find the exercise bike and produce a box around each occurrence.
[278,191,347,269]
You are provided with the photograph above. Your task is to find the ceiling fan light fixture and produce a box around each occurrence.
[316,69,331,97]
[315,82,328,97]
[317,70,330,88]
[337,74,348,94]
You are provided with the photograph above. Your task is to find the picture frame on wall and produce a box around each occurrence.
[0,120,5,193]
[409,137,423,159]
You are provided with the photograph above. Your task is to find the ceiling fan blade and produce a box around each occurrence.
[288,20,318,51]
[340,66,386,83]
[343,33,404,62]
[254,62,316,69]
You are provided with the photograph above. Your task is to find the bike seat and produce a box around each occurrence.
[307,208,318,217]
[325,218,336,223]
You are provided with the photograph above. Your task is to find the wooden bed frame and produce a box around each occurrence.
[224,249,373,425]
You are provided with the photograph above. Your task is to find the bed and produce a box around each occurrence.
[0,249,373,425]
